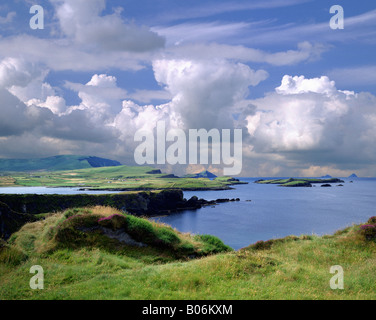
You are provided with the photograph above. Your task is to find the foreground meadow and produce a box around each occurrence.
[1,207,375,300]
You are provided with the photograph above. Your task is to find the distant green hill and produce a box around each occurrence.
[0,155,122,172]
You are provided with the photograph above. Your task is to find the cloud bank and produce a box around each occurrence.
[0,0,375,177]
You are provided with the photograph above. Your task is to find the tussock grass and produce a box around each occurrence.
[0,209,375,300]
[4,206,231,260]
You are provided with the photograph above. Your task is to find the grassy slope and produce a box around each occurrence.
[0,207,375,300]
[0,155,96,172]
[0,165,240,190]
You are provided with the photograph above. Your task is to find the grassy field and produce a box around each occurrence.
[0,207,375,300]
[0,165,243,190]
[0,155,122,172]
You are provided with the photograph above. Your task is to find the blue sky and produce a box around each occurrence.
[0,0,375,176]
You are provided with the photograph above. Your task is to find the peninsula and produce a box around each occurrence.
[0,164,246,191]
[255,177,344,187]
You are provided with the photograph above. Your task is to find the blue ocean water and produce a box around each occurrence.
[0,187,122,195]
[1,179,374,250]
[151,178,376,250]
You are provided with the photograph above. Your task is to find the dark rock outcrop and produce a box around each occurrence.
[321,184,332,187]
[0,190,240,219]
[0,201,36,240]
[146,169,162,174]
[158,174,179,179]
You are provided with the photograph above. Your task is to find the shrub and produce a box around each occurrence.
[124,216,181,248]
[64,214,98,229]
[367,216,376,225]
[0,244,28,266]
[63,208,82,219]
[98,214,126,230]
[179,242,195,255]
[125,215,156,243]
[54,226,86,245]
[359,224,376,241]
[54,214,97,245]
[155,227,181,248]
[194,234,232,254]
[251,240,274,250]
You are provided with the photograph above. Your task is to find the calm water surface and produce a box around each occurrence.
[0,186,122,195]
[151,178,376,250]
[1,179,374,250]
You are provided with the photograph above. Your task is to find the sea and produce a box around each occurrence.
[0,186,122,195]
[1,178,375,250]
[151,177,376,250]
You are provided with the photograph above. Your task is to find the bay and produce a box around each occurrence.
[151,178,376,250]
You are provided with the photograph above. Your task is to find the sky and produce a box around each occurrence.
[0,0,375,177]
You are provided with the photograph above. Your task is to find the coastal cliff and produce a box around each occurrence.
[0,202,36,240]
[0,190,239,239]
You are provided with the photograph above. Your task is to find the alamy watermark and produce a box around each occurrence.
[30,265,44,290]
[134,121,243,176]
[330,5,344,30]
[29,5,44,30]
[29,4,344,31]
[330,265,344,290]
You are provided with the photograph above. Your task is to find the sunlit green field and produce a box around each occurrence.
[0,165,242,190]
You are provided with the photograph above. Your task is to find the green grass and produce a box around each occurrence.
[0,165,242,191]
[282,180,312,187]
[0,155,122,172]
[255,178,344,187]
[0,208,375,300]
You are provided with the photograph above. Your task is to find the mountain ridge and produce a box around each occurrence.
[0,155,122,172]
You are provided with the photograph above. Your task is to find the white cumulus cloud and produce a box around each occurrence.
[51,0,165,52]
[153,59,268,130]
[244,75,376,175]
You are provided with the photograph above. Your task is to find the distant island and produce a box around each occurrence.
[320,175,332,179]
[348,173,358,178]
[255,177,344,187]
[0,155,122,172]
